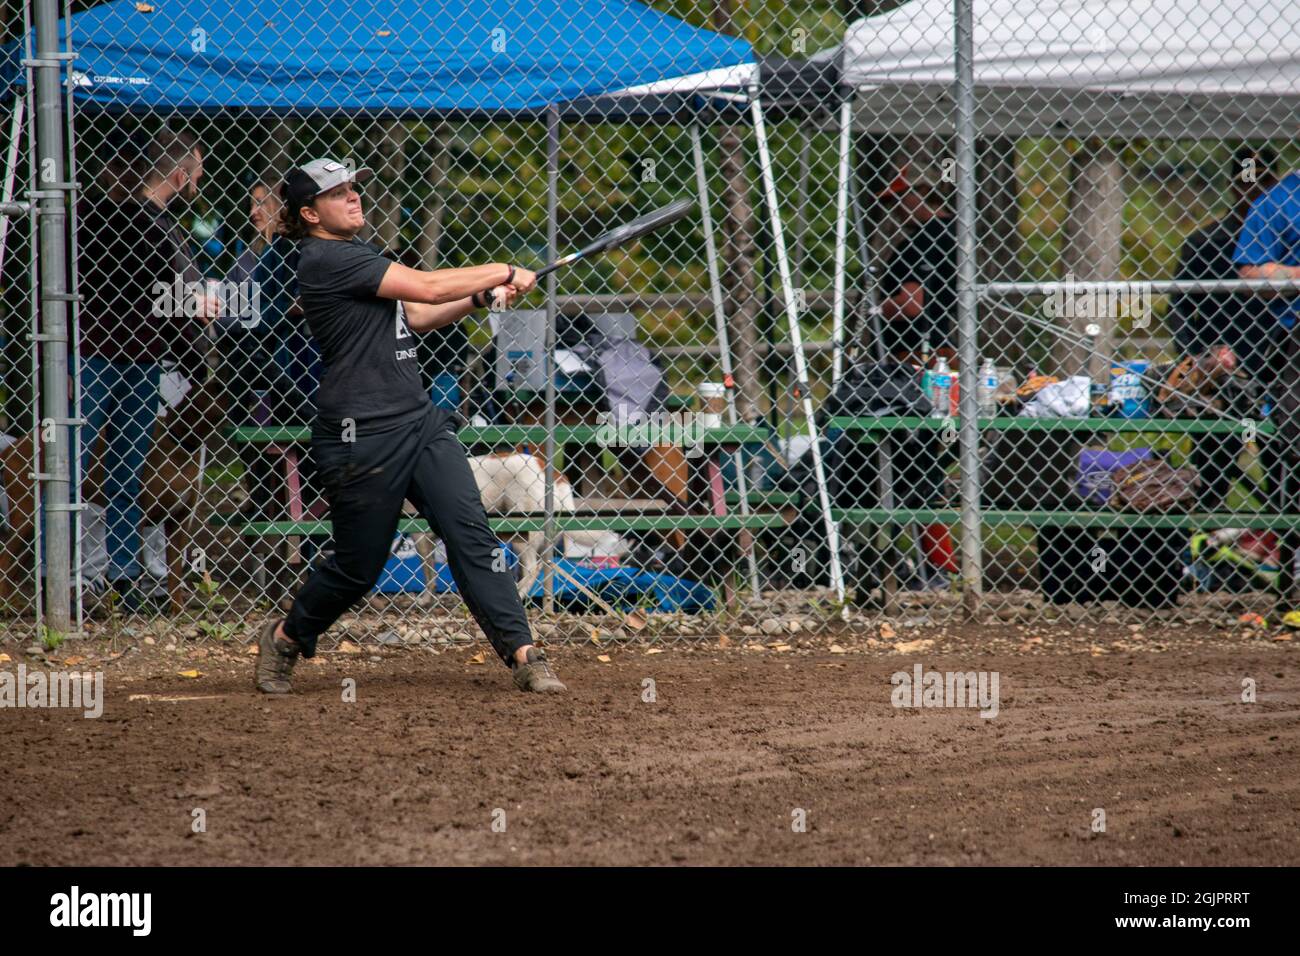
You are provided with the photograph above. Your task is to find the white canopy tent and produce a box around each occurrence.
[821,0,1300,138]
[821,0,1300,380]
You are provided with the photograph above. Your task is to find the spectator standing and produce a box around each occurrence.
[215,181,315,525]
[878,160,957,362]
[873,158,959,590]
[77,129,212,609]
[1233,151,1300,608]
[1168,146,1278,509]
[218,180,312,425]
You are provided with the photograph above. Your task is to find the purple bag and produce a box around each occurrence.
[1077,448,1153,505]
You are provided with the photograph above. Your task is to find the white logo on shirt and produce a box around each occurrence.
[394,301,417,360]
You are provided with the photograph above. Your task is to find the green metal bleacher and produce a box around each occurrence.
[216,420,786,538]
[824,415,1294,531]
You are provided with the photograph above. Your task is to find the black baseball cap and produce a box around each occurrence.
[282,157,374,213]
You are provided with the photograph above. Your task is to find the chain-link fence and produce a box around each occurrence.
[833,0,1300,631]
[2,0,1298,648]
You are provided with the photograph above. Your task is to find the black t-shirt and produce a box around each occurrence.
[298,236,428,434]
[1168,214,1276,373]
[78,196,204,365]
[880,215,957,356]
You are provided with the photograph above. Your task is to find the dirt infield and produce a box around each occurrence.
[2,624,1298,866]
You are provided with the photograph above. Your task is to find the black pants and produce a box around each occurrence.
[282,406,532,663]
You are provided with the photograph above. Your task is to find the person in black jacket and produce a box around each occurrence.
[1168,146,1278,510]
[1169,146,1278,373]
[878,159,957,363]
[77,129,214,609]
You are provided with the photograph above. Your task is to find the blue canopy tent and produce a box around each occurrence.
[4,0,754,115]
[3,0,845,634]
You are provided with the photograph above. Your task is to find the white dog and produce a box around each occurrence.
[466,452,626,595]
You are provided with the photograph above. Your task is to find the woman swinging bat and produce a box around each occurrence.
[253,158,566,694]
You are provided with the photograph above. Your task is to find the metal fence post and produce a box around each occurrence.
[543,103,559,615]
[953,0,984,619]
[31,0,74,637]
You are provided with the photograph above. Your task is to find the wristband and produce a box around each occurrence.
[505,263,516,286]
[471,291,488,309]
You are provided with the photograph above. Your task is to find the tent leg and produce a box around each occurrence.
[0,93,25,280]
[830,97,851,387]
[691,121,760,600]
[791,127,812,312]
[749,89,845,607]
[786,128,813,452]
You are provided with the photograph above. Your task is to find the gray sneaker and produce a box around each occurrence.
[254,618,299,694]
[512,647,567,694]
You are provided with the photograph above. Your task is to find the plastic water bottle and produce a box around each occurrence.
[919,340,934,414]
[977,357,998,417]
[930,355,952,418]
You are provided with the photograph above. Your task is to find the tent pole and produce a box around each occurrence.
[953,0,985,619]
[791,127,812,307]
[749,87,845,606]
[543,104,559,614]
[0,94,26,281]
[690,120,760,599]
[787,127,813,445]
[830,96,851,386]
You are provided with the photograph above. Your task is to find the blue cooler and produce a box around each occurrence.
[374,533,427,594]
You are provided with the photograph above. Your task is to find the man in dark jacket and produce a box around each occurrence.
[1167,146,1278,511]
[878,159,957,362]
[1170,147,1278,373]
[77,129,213,609]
